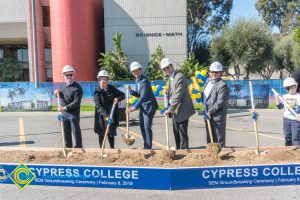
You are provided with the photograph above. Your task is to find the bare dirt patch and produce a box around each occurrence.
[1,148,300,167]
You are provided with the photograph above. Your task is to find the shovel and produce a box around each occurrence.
[100,98,118,159]
[57,92,72,158]
[205,113,221,154]
[121,88,135,145]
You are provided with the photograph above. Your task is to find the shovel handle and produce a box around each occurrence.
[253,119,260,155]
[100,102,118,157]
[249,81,255,111]
[126,105,129,138]
[101,123,111,157]
[206,119,214,144]
[250,81,260,155]
[165,115,170,150]
[57,92,69,157]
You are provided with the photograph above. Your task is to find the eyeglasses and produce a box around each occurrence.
[163,65,171,71]
[210,71,220,74]
[64,74,74,77]
[98,77,109,81]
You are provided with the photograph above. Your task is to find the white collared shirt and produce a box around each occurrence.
[203,80,216,102]
[168,71,175,104]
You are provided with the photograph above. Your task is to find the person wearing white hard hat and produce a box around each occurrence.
[126,62,158,149]
[275,77,300,146]
[160,58,195,149]
[54,65,83,148]
[202,61,228,148]
[94,70,125,149]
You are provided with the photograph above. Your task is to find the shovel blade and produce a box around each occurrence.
[206,143,222,154]
[62,148,73,158]
[121,134,136,146]
[100,153,108,159]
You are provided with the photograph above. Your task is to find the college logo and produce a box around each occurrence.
[0,166,8,182]
[9,163,36,190]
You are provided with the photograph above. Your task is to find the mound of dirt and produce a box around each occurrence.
[1,148,300,167]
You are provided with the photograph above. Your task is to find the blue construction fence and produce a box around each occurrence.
[0,79,286,99]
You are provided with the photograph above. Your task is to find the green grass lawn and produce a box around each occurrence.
[52,106,95,112]
[23,103,279,112]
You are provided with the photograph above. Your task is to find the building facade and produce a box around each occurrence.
[104,0,187,68]
[0,0,187,82]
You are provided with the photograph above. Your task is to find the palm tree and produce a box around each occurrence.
[16,88,26,99]
[7,89,17,103]
[98,32,129,80]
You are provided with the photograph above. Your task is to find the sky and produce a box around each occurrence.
[230,0,260,24]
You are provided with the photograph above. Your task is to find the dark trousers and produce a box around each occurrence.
[204,118,226,148]
[172,118,189,149]
[63,116,83,148]
[139,111,155,149]
[283,118,300,146]
[98,135,115,149]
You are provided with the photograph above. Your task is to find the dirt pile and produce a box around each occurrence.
[1,148,300,167]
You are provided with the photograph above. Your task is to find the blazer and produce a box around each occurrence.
[168,71,195,123]
[130,74,158,115]
[94,84,125,135]
[202,77,228,121]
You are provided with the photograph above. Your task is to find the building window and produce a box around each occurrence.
[0,48,3,63]
[45,48,53,82]
[17,49,29,63]
[45,48,52,63]
[42,6,50,27]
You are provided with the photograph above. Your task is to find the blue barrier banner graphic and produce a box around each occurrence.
[1,163,300,190]
[171,164,300,190]
[0,88,52,112]
[0,164,171,190]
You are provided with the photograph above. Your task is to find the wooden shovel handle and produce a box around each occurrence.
[206,119,214,144]
[165,115,170,150]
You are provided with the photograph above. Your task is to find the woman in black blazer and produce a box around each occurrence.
[94,70,125,148]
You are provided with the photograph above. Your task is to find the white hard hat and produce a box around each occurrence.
[209,61,223,72]
[130,62,142,72]
[160,58,172,69]
[97,70,109,78]
[283,77,297,87]
[62,65,75,74]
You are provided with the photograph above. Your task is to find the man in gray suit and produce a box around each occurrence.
[161,58,195,149]
[202,61,228,147]
[127,62,158,149]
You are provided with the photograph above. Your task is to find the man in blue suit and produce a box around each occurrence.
[127,62,159,149]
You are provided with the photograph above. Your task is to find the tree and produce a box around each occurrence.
[258,63,277,79]
[0,57,23,82]
[210,34,231,72]
[7,89,17,103]
[294,27,300,43]
[181,53,202,79]
[146,45,165,80]
[16,88,26,99]
[273,34,299,75]
[256,0,300,34]
[187,0,233,53]
[98,33,129,80]
[193,41,211,67]
[293,28,300,67]
[210,19,274,79]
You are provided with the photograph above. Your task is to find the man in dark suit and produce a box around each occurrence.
[127,62,158,149]
[161,58,195,149]
[202,61,228,147]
